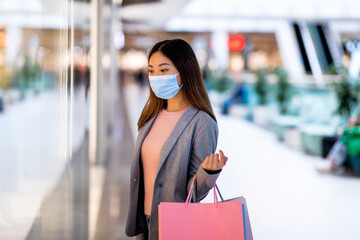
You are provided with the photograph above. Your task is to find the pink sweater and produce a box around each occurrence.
[141,108,188,215]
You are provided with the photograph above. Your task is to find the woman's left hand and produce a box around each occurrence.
[201,150,228,171]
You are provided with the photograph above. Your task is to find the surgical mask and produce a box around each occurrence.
[149,73,182,99]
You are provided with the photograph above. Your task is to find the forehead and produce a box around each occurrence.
[149,51,174,66]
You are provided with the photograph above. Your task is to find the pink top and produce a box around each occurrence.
[141,107,188,215]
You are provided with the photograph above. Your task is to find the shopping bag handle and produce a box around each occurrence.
[185,176,224,208]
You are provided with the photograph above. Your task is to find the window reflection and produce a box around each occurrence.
[0,1,90,239]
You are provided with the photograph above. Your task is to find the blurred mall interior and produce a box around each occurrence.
[0,0,360,239]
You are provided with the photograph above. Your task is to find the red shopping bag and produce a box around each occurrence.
[158,177,252,240]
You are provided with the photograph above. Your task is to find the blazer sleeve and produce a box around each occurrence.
[187,119,220,202]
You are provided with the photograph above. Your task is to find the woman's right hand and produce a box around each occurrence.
[201,150,228,171]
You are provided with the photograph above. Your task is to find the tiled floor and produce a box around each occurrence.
[94,86,133,240]
[101,83,360,240]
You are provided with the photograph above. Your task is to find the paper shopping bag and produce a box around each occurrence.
[224,196,253,240]
[158,178,249,240]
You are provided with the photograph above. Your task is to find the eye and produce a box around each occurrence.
[148,69,154,74]
[160,69,168,73]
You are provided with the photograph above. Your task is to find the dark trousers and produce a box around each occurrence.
[322,136,339,158]
[134,216,150,240]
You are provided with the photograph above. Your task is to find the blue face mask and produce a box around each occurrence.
[149,73,182,99]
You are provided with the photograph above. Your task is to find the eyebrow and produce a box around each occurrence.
[148,63,171,68]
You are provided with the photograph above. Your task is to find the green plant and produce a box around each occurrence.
[332,76,360,119]
[254,69,268,105]
[329,63,346,75]
[11,56,41,90]
[208,70,233,93]
[274,67,291,114]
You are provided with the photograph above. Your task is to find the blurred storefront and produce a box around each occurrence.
[0,0,120,239]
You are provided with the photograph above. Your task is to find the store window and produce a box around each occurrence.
[0,1,90,239]
[228,33,282,72]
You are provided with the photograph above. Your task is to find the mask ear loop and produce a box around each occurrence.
[176,73,183,88]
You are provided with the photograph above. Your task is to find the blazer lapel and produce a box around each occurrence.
[138,115,157,149]
[132,113,158,174]
[156,106,199,175]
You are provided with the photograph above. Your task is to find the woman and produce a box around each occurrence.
[125,39,228,240]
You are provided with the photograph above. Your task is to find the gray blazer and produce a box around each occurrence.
[125,106,220,240]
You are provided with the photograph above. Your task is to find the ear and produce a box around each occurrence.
[177,74,182,87]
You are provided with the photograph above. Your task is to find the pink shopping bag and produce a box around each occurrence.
[158,177,250,240]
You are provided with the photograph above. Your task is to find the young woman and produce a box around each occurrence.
[125,39,228,240]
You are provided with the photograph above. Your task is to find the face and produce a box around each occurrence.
[148,51,182,86]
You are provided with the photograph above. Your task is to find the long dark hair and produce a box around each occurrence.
[137,39,216,130]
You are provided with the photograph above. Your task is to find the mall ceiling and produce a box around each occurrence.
[122,0,161,6]
[0,0,359,30]
[119,0,360,32]
[119,0,191,31]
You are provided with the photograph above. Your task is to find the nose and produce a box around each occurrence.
[154,69,162,75]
